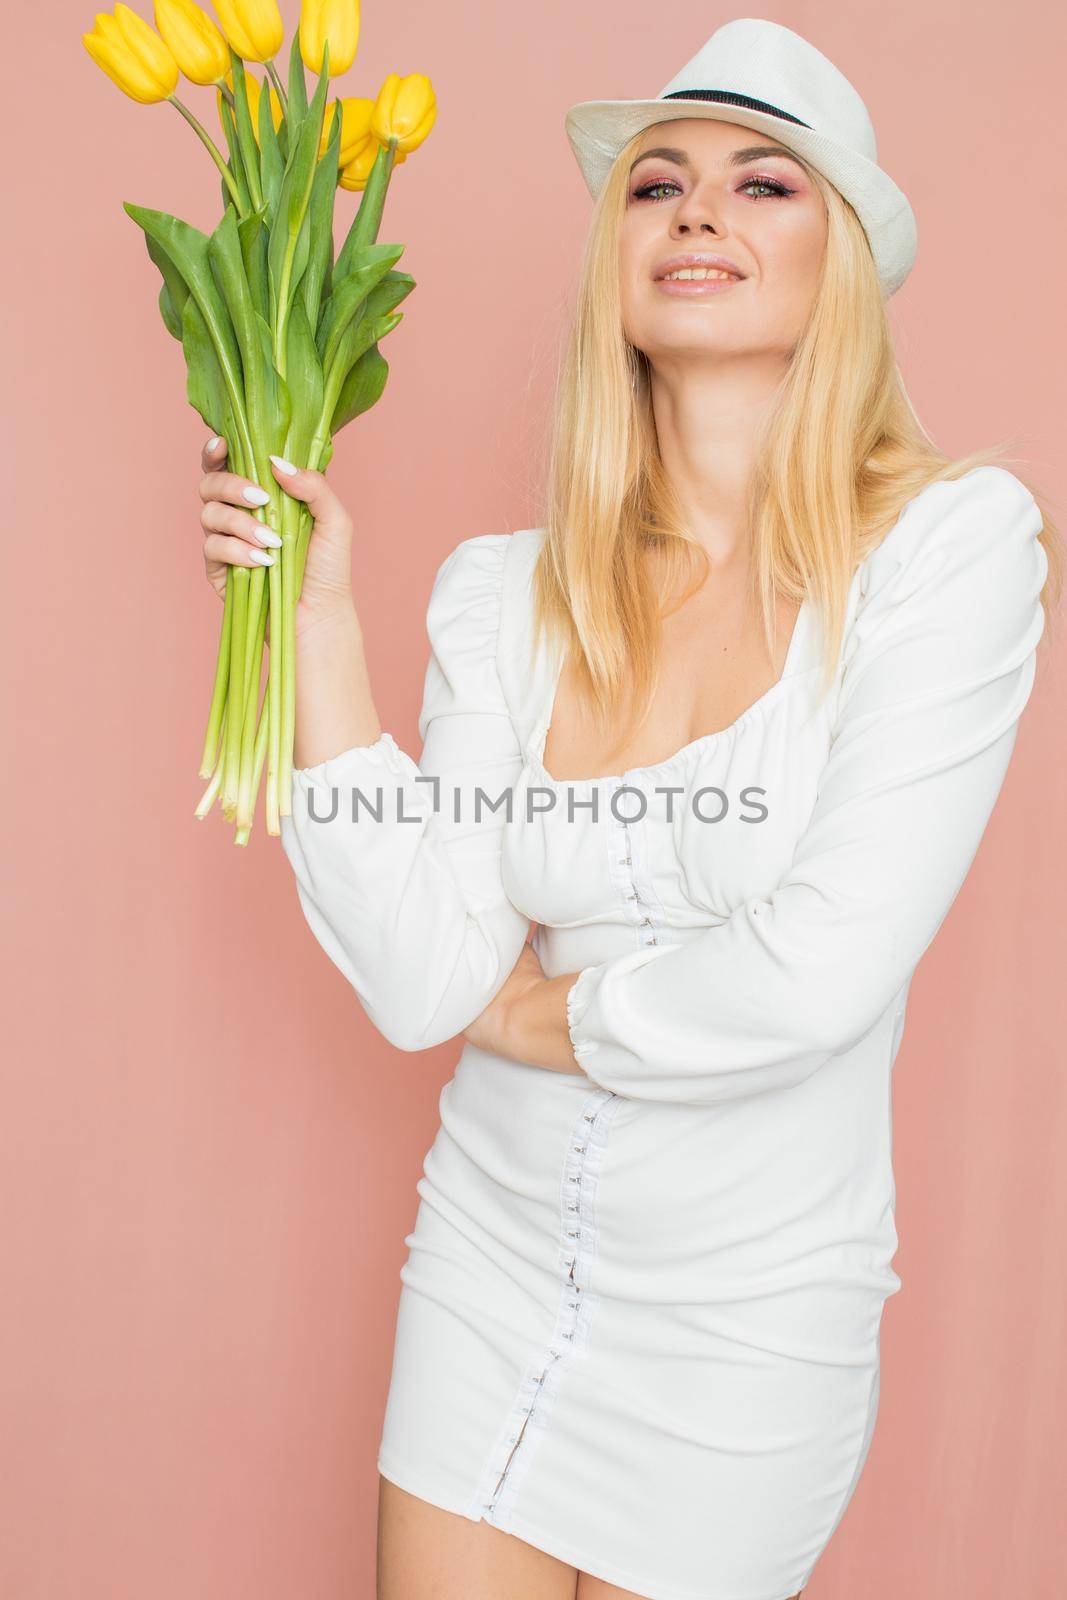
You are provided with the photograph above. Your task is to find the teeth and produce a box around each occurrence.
[662,267,739,281]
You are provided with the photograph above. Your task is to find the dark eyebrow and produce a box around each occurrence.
[628,143,808,176]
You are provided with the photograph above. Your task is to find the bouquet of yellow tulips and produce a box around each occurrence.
[83,0,435,844]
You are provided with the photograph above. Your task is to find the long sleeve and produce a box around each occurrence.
[565,465,1049,1106]
[279,534,531,1052]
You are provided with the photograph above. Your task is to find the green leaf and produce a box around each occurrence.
[315,242,405,374]
[257,76,283,229]
[301,98,341,334]
[253,309,291,451]
[207,207,258,365]
[238,207,270,323]
[338,140,397,267]
[330,343,389,434]
[228,50,262,210]
[319,267,412,431]
[366,268,416,319]
[125,203,247,449]
[284,297,324,461]
[143,227,190,339]
[182,293,231,437]
[333,267,413,361]
[157,281,182,341]
[267,47,331,326]
[321,307,403,431]
[286,32,307,142]
[207,206,288,455]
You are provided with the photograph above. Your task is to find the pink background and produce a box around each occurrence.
[4,2,1066,1596]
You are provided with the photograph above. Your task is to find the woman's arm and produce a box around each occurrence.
[463,942,585,1073]
[199,445,534,1054]
[279,534,534,1054]
[292,604,380,769]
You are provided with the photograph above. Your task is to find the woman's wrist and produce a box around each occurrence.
[502,971,588,1075]
[295,596,362,652]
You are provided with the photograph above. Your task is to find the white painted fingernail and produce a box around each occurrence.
[206,436,221,452]
[270,453,298,476]
[248,548,274,565]
[242,485,271,505]
[253,525,283,548]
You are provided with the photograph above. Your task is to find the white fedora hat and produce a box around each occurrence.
[564,17,917,298]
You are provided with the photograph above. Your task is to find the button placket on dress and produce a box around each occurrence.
[606,777,670,952]
[468,1086,622,1529]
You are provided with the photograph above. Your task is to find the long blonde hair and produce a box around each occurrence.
[530,128,1063,742]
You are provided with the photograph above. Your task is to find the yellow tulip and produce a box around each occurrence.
[83,4,179,104]
[216,69,283,141]
[371,72,436,154]
[299,0,360,78]
[321,97,375,167]
[339,137,405,192]
[153,0,229,86]
[212,0,284,63]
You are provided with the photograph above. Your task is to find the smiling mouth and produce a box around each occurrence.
[658,267,743,282]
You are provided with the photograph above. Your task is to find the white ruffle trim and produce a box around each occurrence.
[292,730,421,790]
[565,965,604,1063]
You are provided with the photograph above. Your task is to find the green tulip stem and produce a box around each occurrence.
[266,546,284,833]
[198,568,233,776]
[236,569,267,819]
[277,491,301,818]
[194,723,226,819]
[167,93,243,210]
[218,81,235,108]
[241,564,267,703]
[291,435,325,595]
[290,433,329,598]
[223,564,250,813]
[236,569,269,827]
[265,58,288,114]
[235,689,272,845]
[216,93,252,216]
[285,432,329,799]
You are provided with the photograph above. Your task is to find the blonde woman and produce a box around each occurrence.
[197,19,1060,1600]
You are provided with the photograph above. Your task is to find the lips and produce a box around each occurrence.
[653,252,746,280]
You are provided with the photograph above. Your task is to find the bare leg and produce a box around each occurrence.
[377,1475,579,1600]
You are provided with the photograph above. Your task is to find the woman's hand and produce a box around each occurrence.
[464,940,588,1076]
[198,435,356,638]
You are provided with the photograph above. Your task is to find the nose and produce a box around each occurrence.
[671,183,725,238]
[674,213,723,238]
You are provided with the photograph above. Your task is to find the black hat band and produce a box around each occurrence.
[661,88,811,129]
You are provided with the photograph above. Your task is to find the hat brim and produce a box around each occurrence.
[564,99,917,297]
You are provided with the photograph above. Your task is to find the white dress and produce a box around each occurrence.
[279,465,1046,1600]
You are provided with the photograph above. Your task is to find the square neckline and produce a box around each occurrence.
[528,594,813,787]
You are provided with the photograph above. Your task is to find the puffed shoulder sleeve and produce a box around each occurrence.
[565,465,1050,1105]
[279,533,530,1051]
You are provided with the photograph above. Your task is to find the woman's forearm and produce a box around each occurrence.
[292,604,383,770]
[499,969,587,1075]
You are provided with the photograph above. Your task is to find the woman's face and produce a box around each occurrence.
[618,118,828,369]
